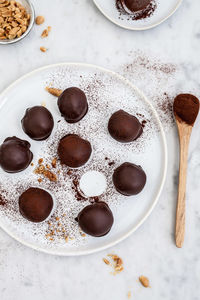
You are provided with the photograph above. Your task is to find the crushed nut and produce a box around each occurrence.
[139,276,150,288]
[0,0,30,40]
[127,291,131,299]
[103,254,124,275]
[51,158,57,168]
[34,159,57,182]
[45,86,62,97]
[40,46,47,52]
[38,158,43,165]
[35,15,44,25]
[41,25,51,38]
[103,258,110,265]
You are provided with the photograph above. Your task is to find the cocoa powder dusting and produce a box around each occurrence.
[173,94,200,125]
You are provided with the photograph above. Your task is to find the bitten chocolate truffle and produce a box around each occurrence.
[58,134,92,168]
[21,106,54,141]
[113,162,146,196]
[19,187,53,223]
[58,87,88,123]
[77,202,114,237]
[0,137,33,173]
[108,110,143,143]
[121,0,151,12]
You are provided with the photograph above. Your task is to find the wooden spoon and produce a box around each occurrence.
[173,94,200,248]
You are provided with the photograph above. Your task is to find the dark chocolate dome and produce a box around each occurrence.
[113,162,146,196]
[58,87,88,123]
[77,202,114,237]
[0,137,33,173]
[108,110,143,143]
[19,187,53,223]
[58,134,92,168]
[21,106,54,141]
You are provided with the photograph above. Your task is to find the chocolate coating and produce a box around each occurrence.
[113,162,146,196]
[58,134,92,168]
[77,202,114,237]
[121,0,151,12]
[21,106,54,141]
[58,87,88,123]
[108,110,143,143]
[0,137,33,173]
[19,187,53,223]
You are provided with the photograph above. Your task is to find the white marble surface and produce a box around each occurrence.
[0,0,200,299]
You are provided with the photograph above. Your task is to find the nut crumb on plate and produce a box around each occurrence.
[45,86,62,97]
[127,291,131,299]
[139,276,150,288]
[103,254,124,274]
[40,46,47,52]
[41,25,51,38]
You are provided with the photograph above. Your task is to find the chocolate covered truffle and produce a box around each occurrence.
[121,0,151,12]
[113,162,146,196]
[58,87,88,123]
[77,202,114,237]
[0,137,33,173]
[21,106,54,141]
[19,187,53,223]
[58,134,92,168]
[108,110,143,143]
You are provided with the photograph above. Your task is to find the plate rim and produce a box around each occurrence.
[0,62,168,256]
[93,0,183,31]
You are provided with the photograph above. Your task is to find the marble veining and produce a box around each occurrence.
[0,0,200,299]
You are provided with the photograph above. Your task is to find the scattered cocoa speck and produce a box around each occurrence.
[45,214,70,242]
[105,157,108,160]
[0,195,7,207]
[139,276,150,288]
[142,120,147,128]
[67,169,73,176]
[108,161,115,167]
[45,86,62,97]
[40,46,47,53]
[35,15,45,25]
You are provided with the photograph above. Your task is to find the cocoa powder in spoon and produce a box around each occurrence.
[173,94,200,126]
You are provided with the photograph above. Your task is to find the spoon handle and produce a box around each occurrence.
[175,123,192,248]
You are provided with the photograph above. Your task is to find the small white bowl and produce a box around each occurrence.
[0,0,35,45]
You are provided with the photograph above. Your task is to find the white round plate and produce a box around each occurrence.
[0,63,167,256]
[93,0,182,30]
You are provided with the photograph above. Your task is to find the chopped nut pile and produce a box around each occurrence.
[45,86,63,97]
[34,158,58,182]
[103,254,124,275]
[0,0,30,40]
[139,275,150,288]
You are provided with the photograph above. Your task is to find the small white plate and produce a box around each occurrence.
[0,63,167,256]
[93,0,182,30]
